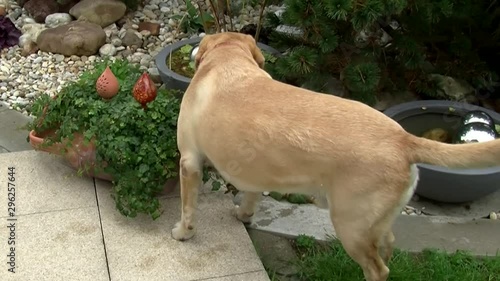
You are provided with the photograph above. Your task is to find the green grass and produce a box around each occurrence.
[292,235,500,281]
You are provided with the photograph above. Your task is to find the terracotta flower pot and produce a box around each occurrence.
[29,129,113,181]
[29,129,179,195]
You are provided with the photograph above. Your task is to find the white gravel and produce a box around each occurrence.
[0,0,281,115]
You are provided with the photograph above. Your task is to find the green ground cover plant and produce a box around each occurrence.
[289,234,500,281]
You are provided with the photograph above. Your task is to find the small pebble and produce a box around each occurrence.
[33,57,43,64]
[490,212,498,220]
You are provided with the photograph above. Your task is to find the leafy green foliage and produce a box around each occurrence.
[27,59,181,220]
[265,0,500,105]
[295,234,317,251]
[172,0,215,34]
[167,44,197,78]
[179,44,197,71]
[268,191,313,204]
[202,167,225,191]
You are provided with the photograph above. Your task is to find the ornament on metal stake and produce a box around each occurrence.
[132,72,157,108]
[96,66,120,99]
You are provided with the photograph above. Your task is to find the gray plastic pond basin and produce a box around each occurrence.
[384,100,500,203]
[155,36,281,92]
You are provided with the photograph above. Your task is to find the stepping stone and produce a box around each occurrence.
[248,196,500,257]
[0,151,269,280]
[0,106,33,153]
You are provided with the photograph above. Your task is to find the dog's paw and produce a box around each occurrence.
[234,205,254,224]
[171,221,195,241]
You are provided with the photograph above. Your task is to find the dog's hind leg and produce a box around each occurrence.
[380,164,418,264]
[172,154,203,241]
[235,191,261,223]
[331,216,391,281]
[379,230,395,264]
[327,182,408,281]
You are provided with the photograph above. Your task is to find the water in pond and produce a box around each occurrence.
[398,112,463,143]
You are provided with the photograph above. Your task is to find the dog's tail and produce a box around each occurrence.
[406,134,500,169]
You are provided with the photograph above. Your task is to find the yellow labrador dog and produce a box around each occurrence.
[173,32,500,281]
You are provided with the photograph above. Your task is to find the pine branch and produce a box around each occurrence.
[324,0,353,21]
[342,61,381,94]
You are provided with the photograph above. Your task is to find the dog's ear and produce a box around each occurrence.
[194,34,212,69]
[244,34,265,69]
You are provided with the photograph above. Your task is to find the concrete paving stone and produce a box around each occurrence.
[248,196,500,256]
[0,207,108,281]
[0,145,8,153]
[95,181,269,281]
[199,270,270,280]
[0,108,33,153]
[0,101,9,112]
[0,151,97,217]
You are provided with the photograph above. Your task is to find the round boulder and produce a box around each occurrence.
[37,21,106,56]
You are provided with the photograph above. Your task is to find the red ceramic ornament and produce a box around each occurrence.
[96,66,120,99]
[133,72,157,108]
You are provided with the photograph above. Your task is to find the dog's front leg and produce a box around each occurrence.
[235,192,261,223]
[172,155,202,241]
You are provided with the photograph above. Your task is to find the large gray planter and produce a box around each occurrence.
[155,36,281,92]
[384,100,500,203]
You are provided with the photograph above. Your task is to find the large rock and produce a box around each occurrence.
[23,0,59,23]
[429,74,476,101]
[121,29,142,47]
[69,0,127,27]
[37,21,106,56]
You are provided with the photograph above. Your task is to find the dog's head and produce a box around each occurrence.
[194,32,265,69]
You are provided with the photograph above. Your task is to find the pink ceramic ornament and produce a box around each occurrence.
[96,66,120,99]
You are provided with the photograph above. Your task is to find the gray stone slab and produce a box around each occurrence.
[248,229,299,277]
[0,207,108,281]
[248,196,335,241]
[95,180,269,281]
[0,150,97,216]
[248,196,500,256]
[408,189,500,219]
[0,108,33,153]
[393,215,500,256]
